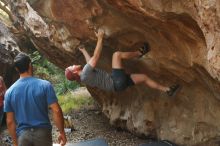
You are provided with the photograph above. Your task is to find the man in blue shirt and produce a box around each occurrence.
[4,52,67,146]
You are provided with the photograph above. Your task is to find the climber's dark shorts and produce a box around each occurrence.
[111,69,135,91]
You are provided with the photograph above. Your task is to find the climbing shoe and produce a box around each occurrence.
[167,84,181,97]
[139,42,150,57]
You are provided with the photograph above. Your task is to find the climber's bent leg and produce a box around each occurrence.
[130,73,169,92]
[112,51,141,69]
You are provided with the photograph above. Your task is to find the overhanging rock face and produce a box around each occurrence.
[8,0,220,145]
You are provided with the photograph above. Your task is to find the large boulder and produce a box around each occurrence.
[0,22,19,87]
[8,0,220,145]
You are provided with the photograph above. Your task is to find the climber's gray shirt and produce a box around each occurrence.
[80,63,115,91]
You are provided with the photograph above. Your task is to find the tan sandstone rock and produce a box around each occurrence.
[7,0,220,145]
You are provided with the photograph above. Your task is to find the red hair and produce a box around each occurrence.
[65,68,81,82]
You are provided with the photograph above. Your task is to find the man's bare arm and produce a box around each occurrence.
[79,46,91,63]
[6,112,18,146]
[88,29,104,68]
[49,102,67,146]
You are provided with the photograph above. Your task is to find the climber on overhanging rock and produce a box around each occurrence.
[65,29,180,96]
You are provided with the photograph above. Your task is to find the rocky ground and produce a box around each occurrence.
[53,107,149,146]
[0,107,149,146]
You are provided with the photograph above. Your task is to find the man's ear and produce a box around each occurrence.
[15,67,19,72]
[29,63,33,71]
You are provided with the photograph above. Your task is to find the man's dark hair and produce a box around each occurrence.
[14,52,31,73]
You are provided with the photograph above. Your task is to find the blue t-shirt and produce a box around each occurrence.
[4,77,58,136]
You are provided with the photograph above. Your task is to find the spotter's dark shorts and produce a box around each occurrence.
[111,69,135,91]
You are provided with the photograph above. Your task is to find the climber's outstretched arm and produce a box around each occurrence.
[88,29,104,68]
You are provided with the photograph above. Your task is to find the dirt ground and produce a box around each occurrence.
[52,106,149,146]
[0,106,151,146]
